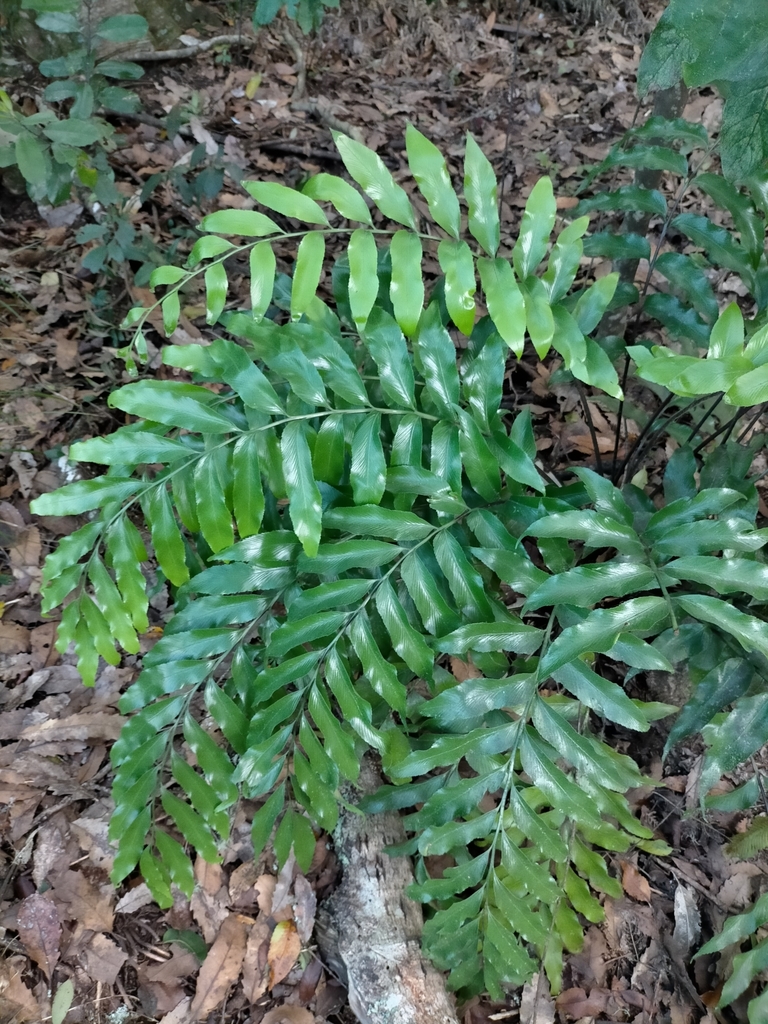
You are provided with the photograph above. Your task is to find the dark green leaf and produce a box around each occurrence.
[282,420,322,557]
[415,303,460,417]
[364,307,416,409]
[324,505,432,541]
[109,381,237,434]
[437,620,543,655]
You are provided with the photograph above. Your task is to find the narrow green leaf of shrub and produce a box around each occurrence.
[462,334,504,433]
[405,123,461,238]
[513,177,556,279]
[140,849,173,909]
[524,562,657,612]
[308,684,360,780]
[88,556,139,654]
[205,678,248,755]
[666,556,768,599]
[421,673,535,726]
[302,173,373,224]
[697,172,764,260]
[375,577,434,680]
[71,431,191,466]
[434,529,495,621]
[672,213,753,280]
[281,420,322,557]
[438,239,476,335]
[171,754,229,837]
[526,510,644,555]
[520,276,555,359]
[162,291,180,335]
[289,580,373,620]
[298,539,399,575]
[401,547,461,636]
[553,660,650,732]
[653,252,719,322]
[415,304,460,416]
[15,132,47,186]
[347,228,379,329]
[709,302,744,359]
[187,235,235,267]
[312,413,345,485]
[349,610,407,715]
[540,597,669,676]
[226,315,327,406]
[249,240,276,321]
[242,180,329,225]
[183,714,237,805]
[161,791,221,862]
[110,806,151,885]
[677,595,768,661]
[291,231,325,321]
[500,831,561,902]
[573,273,619,336]
[477,258,525,355]
[209,337,284,414]
[110,380,236,433]
[80,596,120,670]
[576,185,667,217]
[289,322,369,405]
[200,208,282,236]
[520,730,605,829]
[390,230,423,336]
[324,505,432,541]
[665,658,753,757]
[582,232,650,261]
[350,414,386,505]
[150,265,187,288]
[457,409,501,501]
[464,133,499,256]
[543,217,589,303]
[40,520,101,591]
[720,936,768,1008]
[195,453,234,554]
[251,783,285,859]
[142,483,190,586]
[232,434,264,538]
[696,892,768,958]
[204,261,228,325]
[506,785,569,863]
[437,620,543,655]
[360,308,415,408]
[726,362,768,405]
[268,611,347,660]
[487,426,546,493]
[333,131,416,228]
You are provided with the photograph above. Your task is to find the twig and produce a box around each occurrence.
[120,32,255,63]
[291,98,365,143]
[282,27,306,101]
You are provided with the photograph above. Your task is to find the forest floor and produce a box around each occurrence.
[0,1,761,1023]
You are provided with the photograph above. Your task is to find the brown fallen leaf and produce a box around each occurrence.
[261,1007,315,1024]
[620,860,651,903]
[556,986,610,1018]
[189,912,248,1021]
[0,956,41,1022]
[80,932,128,985]
[268,919,302,988]
[20,711,123,744]
[293,874,317,945]
[242,914,271,1003]
[15,893,60,981]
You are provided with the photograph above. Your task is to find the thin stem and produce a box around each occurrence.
[619,393,674,483]
[576,382,604,477]
[692,407,744,456]
[737,404,766,444]
[686,394,723,444]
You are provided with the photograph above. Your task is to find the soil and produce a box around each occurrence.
[0,2,765,1023]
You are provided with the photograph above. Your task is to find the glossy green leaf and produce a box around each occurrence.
[187,235,235,267]
[282,420,322,557]
[521,276,555,359]
[519,730,604,829]
[401,546,461,636]
[350,413,386,505]
[347,228,379,329]
[464,133,499,256]
[513,176,555,279]
[299,539,399,575]
[349,610,407,715]
[324,504,432,541]
[249,240,276,321]
[457,408,501,501]
[654,251,718,322]
[195,452,234,554]
[375,577,434,680]
[462,333,504,433]
[204,261,228,325]
[109,381,236,434]
[525,562,657,612]
[677,594,768,661]
[142,482,189,586]
[389,230,423,336]
[291,231,325,320]
[71,430,192,466]
[438,239,476,335]
[526,510,644,555]
[251,783,285,859]
[543,216,588,303]
[553,660,649,732]
[161,791,220,863]
[477,258,525,355]
[334,131,416,228]
[573,274,619,336]
[232,434,264,537]
[541,597,670,675]
[415,303,460,417]
[363,307,416,408]
[405,123,461,237]
[242,180,329,225]
[312,413,345,484]
[666,657,753,756]
[672,213,753,279]
[437,620,543,655]
[201,208,282,237]
[301,173,372,224]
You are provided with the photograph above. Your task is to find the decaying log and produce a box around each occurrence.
[316,755,460,1024]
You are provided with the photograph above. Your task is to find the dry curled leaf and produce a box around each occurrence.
[620,860,651,902]
[189,913,248,1021]
[268,919,302,988]
[15,893,60,981]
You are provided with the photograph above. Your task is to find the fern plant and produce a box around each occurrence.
[30,127,768,1000]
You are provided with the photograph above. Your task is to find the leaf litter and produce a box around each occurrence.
[1,1,766,1022]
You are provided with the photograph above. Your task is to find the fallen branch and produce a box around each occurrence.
[316,755,460,1024]
[120,32,255,63]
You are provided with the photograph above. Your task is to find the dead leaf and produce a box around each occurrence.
[450,657,482,682]
[80,932,128,985]
[261,1007,316,1024]
[51,869,114,933]
[115,882,154,914]
[268,919,302,988]
[189,913,248,1020]
[158,997,191,1024]
[0,621,30,655]
[620,860,651,902]
[519,973,555,1024]
[255,873,276,916]
[0,956,41,1021]
[293,874,317,944]
[538,87,559,118]
[20,711,123,744]
[556,986,610,1017]
[15,893,60,980]
[297,956,323,1004]
[242,915,271,1003]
